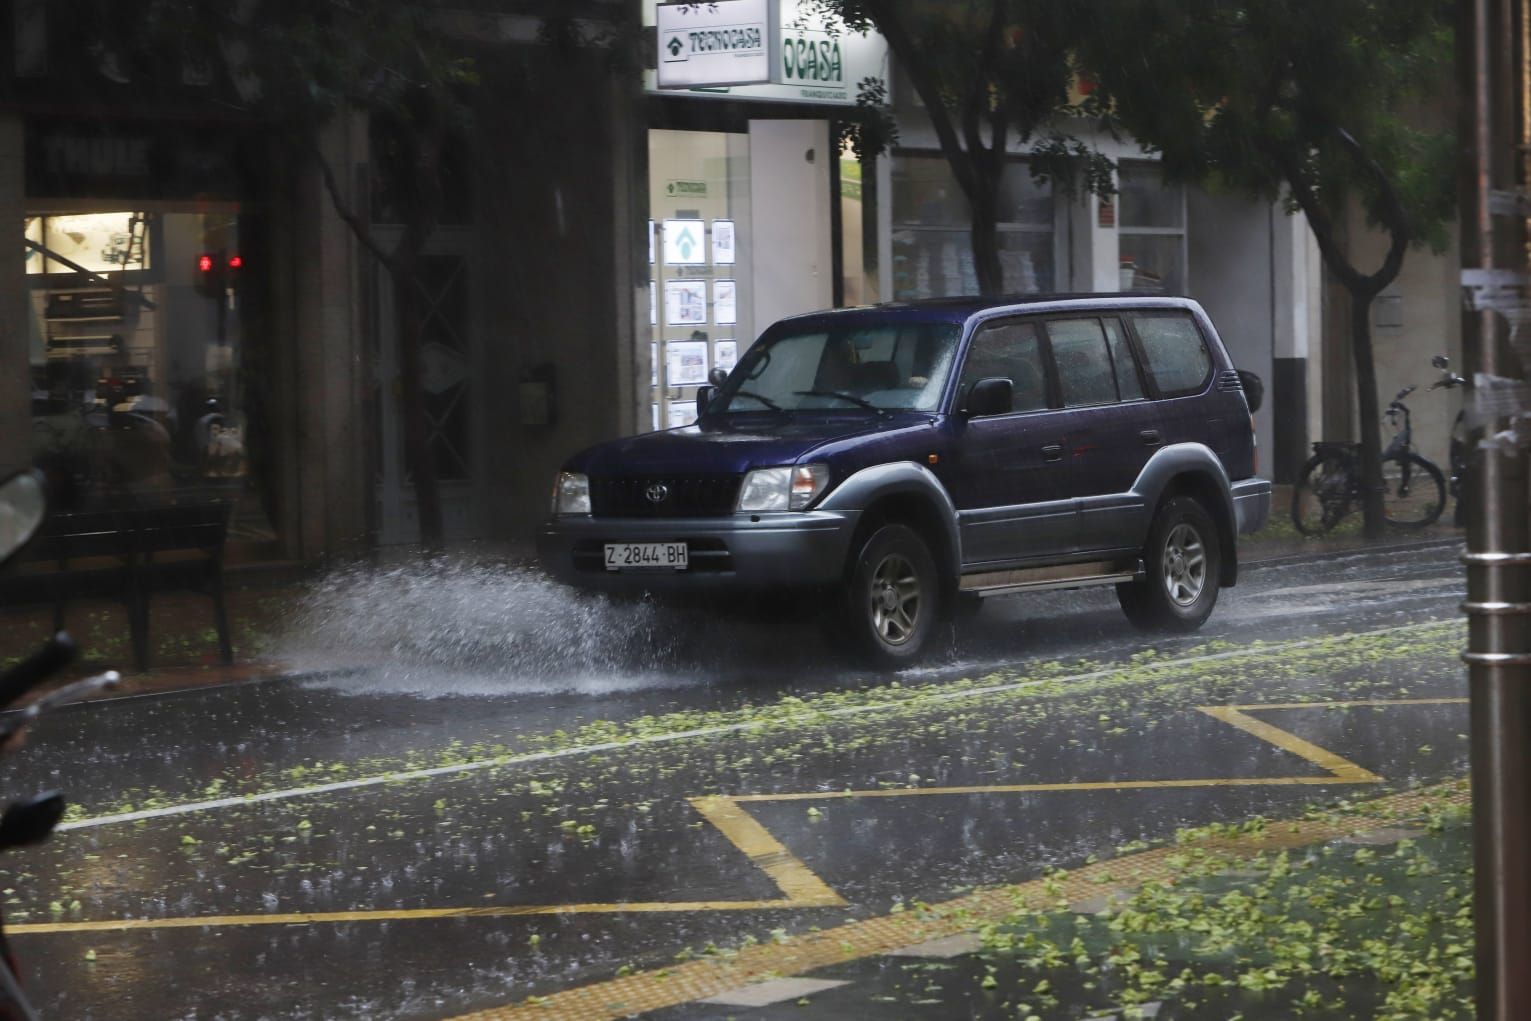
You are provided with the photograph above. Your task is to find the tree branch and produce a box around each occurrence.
[315,142,400,275]
[864,0,979,202]
[1335,126,1411,292]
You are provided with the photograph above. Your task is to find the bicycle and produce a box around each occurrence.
[1430,354,1469,525]
[1291,378,1449,535]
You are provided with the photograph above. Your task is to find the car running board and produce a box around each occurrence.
[960,559,1145,598]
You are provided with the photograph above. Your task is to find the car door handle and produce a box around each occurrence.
[1041,444,1065,462]
[1139,430,1162,447]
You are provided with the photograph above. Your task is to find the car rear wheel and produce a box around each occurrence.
[846,523,938,667]
[1117,496,1222,632]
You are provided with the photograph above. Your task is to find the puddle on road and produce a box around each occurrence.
[276,557,841,696]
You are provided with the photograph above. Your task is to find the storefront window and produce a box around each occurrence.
[26,209,273,540]
[647,128,753,431]
[891,154,1055,299]
[1117,161,1186,293]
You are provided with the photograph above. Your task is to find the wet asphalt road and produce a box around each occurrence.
[0,538,1472,1019]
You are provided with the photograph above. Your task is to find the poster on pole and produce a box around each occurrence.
[663,219,707,265]
[667,400,698,428]
[713,279,738,325]
[713,340,738,373]
[712,219,736,265]
[664,279,707,326]
[666,340,709,387]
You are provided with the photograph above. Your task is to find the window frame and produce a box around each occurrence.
[1116,160,1188,294]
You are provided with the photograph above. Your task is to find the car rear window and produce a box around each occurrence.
[1130,312,1212,397]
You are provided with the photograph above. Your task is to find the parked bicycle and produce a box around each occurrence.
[1291,369,1455,535]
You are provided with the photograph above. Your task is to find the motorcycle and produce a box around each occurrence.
[0,471,120,1019]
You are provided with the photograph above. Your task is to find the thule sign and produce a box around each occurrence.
[657,0,778,88]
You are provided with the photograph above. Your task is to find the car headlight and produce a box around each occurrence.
[737,464,829,512]
[552,471,590,515]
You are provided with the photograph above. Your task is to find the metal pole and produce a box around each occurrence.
[1463,0,1531,1017]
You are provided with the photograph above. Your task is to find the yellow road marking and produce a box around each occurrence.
[689,796,845,907]
[10,798,845,936]
[11,698,1450,935]
[444,780,1471,1020]
[1223,697,1468,711]
[1196,706,1383,783]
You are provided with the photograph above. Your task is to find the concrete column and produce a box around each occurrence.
[0,116,27,477]
[1271,205,1322,483]
[1066,178,1120,292]
[291,117,367,559]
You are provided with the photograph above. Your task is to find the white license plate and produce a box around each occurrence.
[604,541,689,571]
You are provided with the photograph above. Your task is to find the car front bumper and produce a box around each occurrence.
[536,510,861,592]
[1231,477,1272,535]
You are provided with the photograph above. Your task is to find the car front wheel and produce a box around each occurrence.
[1117,495,1222,632]
[846,523,938,667]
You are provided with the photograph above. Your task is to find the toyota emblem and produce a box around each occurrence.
[644,483,669,505]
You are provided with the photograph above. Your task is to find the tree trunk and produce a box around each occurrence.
[391,254,444,549]
[1347,288,1387,538]
[969,174,1004,296]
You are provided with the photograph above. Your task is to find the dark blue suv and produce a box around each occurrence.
[538,295,1270,664]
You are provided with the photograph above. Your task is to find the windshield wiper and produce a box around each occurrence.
[727,389,784,412]
[794,390,884,413]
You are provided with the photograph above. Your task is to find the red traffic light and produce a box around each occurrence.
[197,253,215,273]
[227,255,243,270]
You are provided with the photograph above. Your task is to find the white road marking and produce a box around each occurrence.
[701,977,850,1007]
[57,619,1461,833]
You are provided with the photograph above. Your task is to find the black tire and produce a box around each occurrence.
[1380,452,1446,528]
[1117,496,1222,632]
[845,523,939,667]
[1291,449,1355,536]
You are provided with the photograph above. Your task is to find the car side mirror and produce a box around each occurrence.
[695,385,715,417]
[1236,370,1265,413]
[964,377,1013,418]
[707,367,729,387]
[0,470,46,569]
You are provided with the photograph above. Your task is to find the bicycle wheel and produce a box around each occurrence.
[1381,452,1446,527]
[1292,449,1356,535]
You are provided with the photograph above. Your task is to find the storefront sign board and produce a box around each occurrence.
[646,0,886,106]
[657,0,778,88]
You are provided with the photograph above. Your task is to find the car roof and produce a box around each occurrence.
[776,292,1202,330]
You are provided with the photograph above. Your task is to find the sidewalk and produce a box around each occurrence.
[0,517,1463,704]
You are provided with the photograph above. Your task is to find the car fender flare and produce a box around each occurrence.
[817,462,962,580]
[1130,443,1239,585]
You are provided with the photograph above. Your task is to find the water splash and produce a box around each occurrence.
[277,558,704,696]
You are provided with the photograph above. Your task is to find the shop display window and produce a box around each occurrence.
[891,154,1056,300]
[26,209,274,541]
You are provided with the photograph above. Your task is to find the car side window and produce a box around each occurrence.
[1046,318,1119,407]
[1102,317,1144,400]
[957,319,1048,412]
[1130,312,1212,397]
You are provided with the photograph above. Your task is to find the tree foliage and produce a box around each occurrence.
[804,0,1115,295]
[1079,0,1455,534]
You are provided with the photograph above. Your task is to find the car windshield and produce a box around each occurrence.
[709,321,962,415]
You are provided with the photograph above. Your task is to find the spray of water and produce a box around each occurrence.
[277,558,705,695]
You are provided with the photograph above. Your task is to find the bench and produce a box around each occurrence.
[0,502,233,671]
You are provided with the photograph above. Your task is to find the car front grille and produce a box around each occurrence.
[589,475,744,517]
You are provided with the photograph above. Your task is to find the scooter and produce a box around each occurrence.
[0,471,120,1019]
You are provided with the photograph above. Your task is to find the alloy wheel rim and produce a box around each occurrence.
[869,553,921,645]
[1162,522,1206,607]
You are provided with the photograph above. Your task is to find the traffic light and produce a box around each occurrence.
[195,251,223,298]
[194,252,244,299]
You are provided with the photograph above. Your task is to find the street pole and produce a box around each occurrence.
[1461,0,1531,1018]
